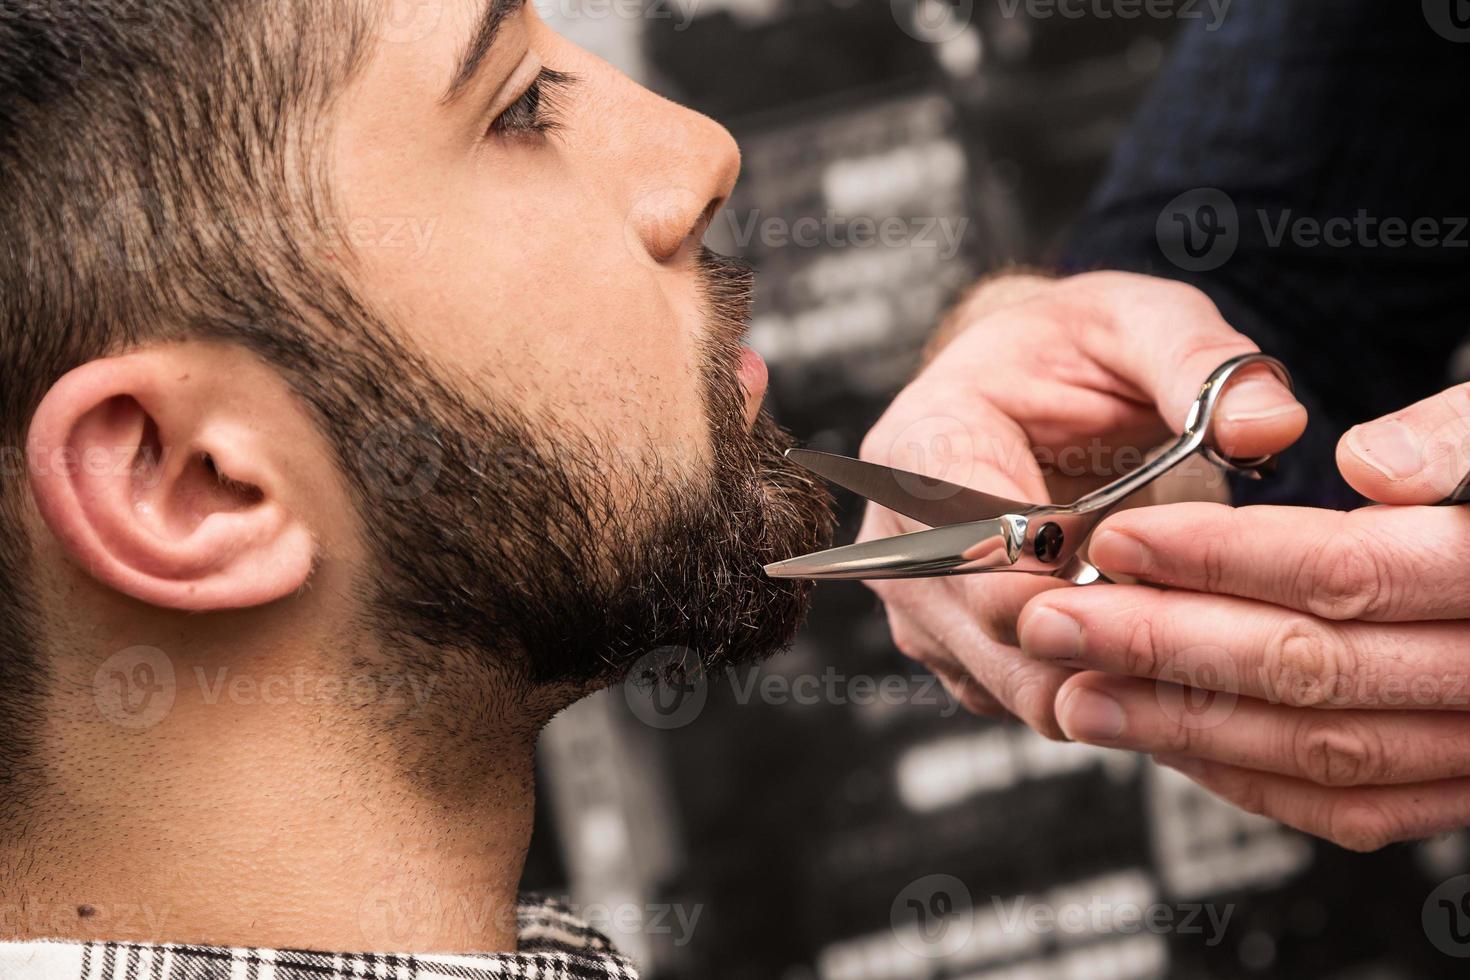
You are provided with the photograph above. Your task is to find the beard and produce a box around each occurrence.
[335,248,834,712]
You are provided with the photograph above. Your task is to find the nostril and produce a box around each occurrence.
[688,197,724,250]
[701,197,722,228]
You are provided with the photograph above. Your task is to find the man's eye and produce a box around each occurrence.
[489,68,577,138]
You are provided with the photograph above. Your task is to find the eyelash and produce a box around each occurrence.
[488,67,577,139]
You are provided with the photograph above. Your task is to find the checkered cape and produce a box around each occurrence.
[0,895,639,980]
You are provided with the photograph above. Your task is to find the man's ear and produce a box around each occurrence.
[26,347,317,611]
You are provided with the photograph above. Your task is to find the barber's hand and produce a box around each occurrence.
[1019,384,1470,849]
[858,271,1306,736]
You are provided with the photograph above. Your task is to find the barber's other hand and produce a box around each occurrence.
[1018,384,1470,849]
[858,271,1306,736]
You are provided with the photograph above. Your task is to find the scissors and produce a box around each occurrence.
[765,353,1297,586]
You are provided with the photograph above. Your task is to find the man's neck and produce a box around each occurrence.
[0,646,538,954]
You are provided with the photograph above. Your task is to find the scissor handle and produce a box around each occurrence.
[1067,352,1294,517]
[765,353,1301,584]
[1186,353,1295,478]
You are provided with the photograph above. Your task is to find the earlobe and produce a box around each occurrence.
[27,351,317,611]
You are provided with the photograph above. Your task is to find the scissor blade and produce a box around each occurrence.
[1442,470,1470,506]
[764,517,1022,581]
[786,450,1036,527]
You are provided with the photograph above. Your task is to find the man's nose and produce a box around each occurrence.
[625,98,741,264]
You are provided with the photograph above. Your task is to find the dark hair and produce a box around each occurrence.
[0,0,833,814]
[0,0,379,787]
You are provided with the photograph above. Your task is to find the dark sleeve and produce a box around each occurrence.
[1057,0,1470,509]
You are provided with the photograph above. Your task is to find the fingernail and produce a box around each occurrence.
[1058,687,1125,742]
[1020,607,1085,660]
[1218,378,1304,424]
[1088,529,1151,577]
[1153,754,1205,779]
[1347,420,1424,480]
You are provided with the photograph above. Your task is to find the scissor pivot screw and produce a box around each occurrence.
[1034,523,1064,564]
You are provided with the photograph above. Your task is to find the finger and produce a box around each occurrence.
[882,602,1011,720]
[1153,756,1470,852]
[1020,586,1470,708]
[950,577,1077,736]
[929,660,1007,717]
[871,536,1060,650]
[878,575,1074,738]
[1338,382,1470,505]
[950,647,1072,740]
[866,485,1073,736]
[1055,673,1470,786]
[1090,501,1470,621]
[1060,273,1307,459]
[966,570,1072,647]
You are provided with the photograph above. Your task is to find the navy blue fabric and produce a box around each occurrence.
[1059,1,1470,509]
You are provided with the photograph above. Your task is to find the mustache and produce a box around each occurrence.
[696,245,755,351]
[694,246,758,446]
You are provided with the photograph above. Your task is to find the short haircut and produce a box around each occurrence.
[0,0,384,787]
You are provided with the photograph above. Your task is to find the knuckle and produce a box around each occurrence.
[1063,269,1131,299]
[1292,716,1383,788]
[1156,278,1218,317]
[1084,271,1210,312]
[1327,800,1404,853]
[1121,609,1166,679]
[887,617,931,665]
[1157,507,1235,592]
[1265,618,1347,707]
[1160,713,1202,756]
[1198,531,1230,594]
[1301,521,1389,621]
[1005,661,1066,741]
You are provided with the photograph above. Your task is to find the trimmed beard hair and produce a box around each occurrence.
[342,247,835,716]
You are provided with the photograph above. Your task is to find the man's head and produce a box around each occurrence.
[0,0,832,788]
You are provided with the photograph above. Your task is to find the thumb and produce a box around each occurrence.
[1209,370,1309,460]
[1065,275,1308,459]
[1338,384,1470,504]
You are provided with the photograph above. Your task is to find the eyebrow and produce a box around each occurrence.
[440,0,530,106]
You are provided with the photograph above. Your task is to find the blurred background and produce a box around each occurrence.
[521,1,1470,977]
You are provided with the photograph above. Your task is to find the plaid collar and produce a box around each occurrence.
[0,895,638,980]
